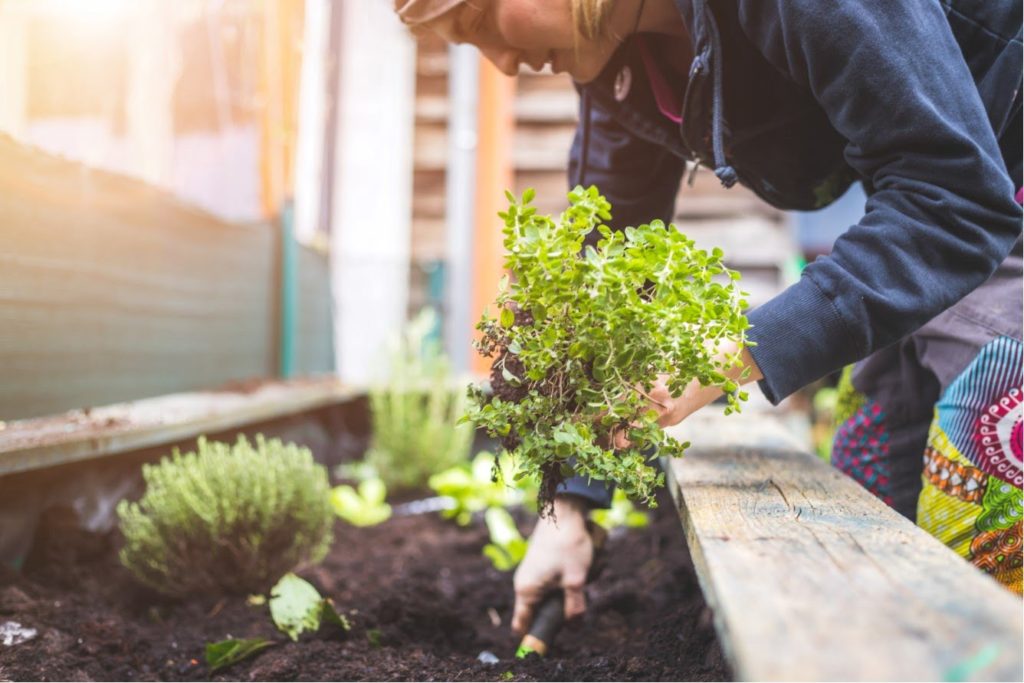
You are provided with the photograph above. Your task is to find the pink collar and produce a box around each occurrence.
[636,36,683,125]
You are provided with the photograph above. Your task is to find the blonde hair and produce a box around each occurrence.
[570,0,616,41]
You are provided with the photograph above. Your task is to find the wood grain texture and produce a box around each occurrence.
[0,377,357,475]
[664,413,1024,681]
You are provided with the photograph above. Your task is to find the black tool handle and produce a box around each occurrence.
[517,521,608,657]
[527,590,564,645]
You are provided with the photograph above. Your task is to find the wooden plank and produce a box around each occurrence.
[663,413,1023,681]
[415,125,575,172]
[417,91,578,124]
[0,377,358,476]
[675,217,797,268]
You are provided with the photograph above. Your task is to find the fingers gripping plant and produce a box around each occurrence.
[465,186,751,509]
[117,435,334,597]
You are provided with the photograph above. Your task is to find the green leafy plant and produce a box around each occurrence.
[366,628,383,648]
[117,435,334,597]
[269,573,351,641]
[330,478,392,527]
[428,451,536,525]
[366,308,475,491]
[205,638,274,673]
[465,187,750,508]
[482,507,528,571]
[591,489,649,531]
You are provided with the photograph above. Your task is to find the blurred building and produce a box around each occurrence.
[0,0,803,394]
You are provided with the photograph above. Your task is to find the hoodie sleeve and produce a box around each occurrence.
[734,0,1022,403]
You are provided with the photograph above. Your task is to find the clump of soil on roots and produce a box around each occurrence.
[482,306,586,517]
[0,490,728,681]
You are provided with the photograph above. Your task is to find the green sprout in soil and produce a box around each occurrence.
[331,478,392,527]
[482,507,528,571]
[429,451,537,525]
[591,489,649,531]
[117,435,334,597]
[205,638,274,673]
[366,628,383,648]
[464,186,750,511]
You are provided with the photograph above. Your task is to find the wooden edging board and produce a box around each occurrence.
[0,377,359,476]
[663,412,1023,682]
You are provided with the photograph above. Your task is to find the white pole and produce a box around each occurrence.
[330,0,416,384]
[293,0,331,243]
[0,4,29,139]
[443,44,480,373]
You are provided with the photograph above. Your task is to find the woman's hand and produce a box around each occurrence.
[614,340,763,448]
[511,495,594,634]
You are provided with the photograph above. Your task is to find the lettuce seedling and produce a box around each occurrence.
[465,187,750,509]
[428,451,536,525]
[482,508,528,571]
[591,489,649,531]
[330,478,392,527]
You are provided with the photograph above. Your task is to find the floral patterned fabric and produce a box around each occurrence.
[918,336,1023,595]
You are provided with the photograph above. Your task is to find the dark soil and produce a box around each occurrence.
[0,492,728,682]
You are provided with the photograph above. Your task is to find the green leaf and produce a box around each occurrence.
[330,480,392,527]
[500,308,515,328]
[483,508,528,571]
[366,628,383,648]
[269,573,323,641]
[321,598,352,632]
[483,543,515,571]
[205,638,274,673]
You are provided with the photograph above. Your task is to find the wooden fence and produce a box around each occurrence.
[0,134,332,421]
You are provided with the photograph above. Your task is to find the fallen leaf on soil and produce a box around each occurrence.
[205,638,274,672]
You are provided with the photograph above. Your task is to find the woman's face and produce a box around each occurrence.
[429,0,624,83]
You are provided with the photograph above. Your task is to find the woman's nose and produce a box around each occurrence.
[479,46,519,76]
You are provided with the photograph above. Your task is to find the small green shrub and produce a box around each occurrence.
[367,308,474,491]
[117,435,334,597]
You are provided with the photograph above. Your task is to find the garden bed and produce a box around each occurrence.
[0,490,727,682]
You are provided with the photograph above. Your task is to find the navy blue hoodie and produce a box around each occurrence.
[560,0,1022,506]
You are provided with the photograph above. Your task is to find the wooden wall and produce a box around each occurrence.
[0,134,333,421]
[408,37,796,316]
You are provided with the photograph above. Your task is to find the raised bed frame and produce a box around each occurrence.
[665,412,1023,681]
[1,385,1021,680]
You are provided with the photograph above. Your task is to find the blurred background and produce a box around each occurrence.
[0,0,863,422]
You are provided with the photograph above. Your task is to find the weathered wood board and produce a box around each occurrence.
[0,377,356,476]
[664,413,1024,681]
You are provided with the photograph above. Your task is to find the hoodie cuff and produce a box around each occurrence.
[557,474,614,509]
[746,275,859,405]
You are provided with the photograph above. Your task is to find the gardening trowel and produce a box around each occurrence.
[515,520,608,658]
